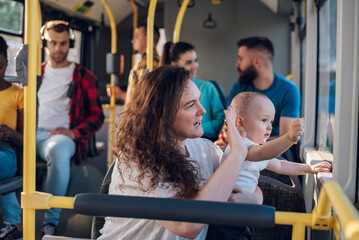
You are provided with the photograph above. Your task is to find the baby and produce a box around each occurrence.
[220,92,331,193]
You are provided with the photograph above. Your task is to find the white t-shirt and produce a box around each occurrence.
[222,138,269,193]
[38,62,75,129]
[99,138,223,240]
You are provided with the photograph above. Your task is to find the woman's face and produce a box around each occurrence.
[175,50,199,79]
[172,80,206,141]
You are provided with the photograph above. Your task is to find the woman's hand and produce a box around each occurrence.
[224,106,247,159]
[0,124,22,145]
[0,124,16,141]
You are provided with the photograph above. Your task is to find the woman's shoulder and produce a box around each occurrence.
[186,137,214,147]
[9,83,23,92]
[186,138,222,156]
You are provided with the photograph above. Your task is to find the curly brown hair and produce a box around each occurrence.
[114,66,201,199]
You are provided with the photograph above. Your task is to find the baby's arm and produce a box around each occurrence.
[266,159,332,175]
[246,118,304,161]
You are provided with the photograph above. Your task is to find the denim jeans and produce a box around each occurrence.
[36,128,76,226]
[0,145,21,225]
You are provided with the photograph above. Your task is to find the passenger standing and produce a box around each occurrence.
[161,41,225,140]
[0,36,23,240]
[228,36,300,137]
[37,20,104,236]
[106,22,161,103]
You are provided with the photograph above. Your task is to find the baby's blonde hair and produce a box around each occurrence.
[231,92,270,117]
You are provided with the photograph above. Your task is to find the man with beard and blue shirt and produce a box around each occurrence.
[228,37,300,138]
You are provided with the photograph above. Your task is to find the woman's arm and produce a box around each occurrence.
[156,107,248,238]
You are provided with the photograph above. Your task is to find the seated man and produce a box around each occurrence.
[37,20,104,236]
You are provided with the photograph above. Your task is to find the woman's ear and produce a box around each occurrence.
[235,116,245,131]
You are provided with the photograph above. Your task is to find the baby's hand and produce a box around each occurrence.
[214,139,227,152]
[309,161,332,174]
[224,106,247,157]
[288,118,304,142]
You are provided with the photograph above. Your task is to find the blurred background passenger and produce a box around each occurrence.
[0,35,23,240]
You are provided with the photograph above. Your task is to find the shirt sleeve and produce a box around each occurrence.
[72,70,104,140]
[17,86,24,110]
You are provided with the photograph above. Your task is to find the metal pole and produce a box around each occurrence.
[22,0,38,239]
[173,0,190,43]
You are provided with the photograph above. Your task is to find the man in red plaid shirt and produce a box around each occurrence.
[37,20,104,236]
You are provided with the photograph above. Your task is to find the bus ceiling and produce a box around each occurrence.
[40,0,292,27]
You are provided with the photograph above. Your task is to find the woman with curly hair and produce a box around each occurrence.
[99,66,254,240]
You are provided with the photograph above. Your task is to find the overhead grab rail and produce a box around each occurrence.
[21,181,359,240]
[173,0,190,43]
[203,13,217,29]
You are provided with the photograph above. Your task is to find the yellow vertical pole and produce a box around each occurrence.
[37,2,42,76]
[292,223,306,240]
[173,0,190,43]
[129,0,138,67]
[101,0,117,167]
[22,0,38,239]
[146,0,157,71]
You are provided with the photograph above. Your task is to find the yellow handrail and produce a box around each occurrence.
[286,73,295,80]
[22,0,39,239]
[314,181,359,239]
[129,0,138,67]
[146,0,157,71]
[101,0,117,167]
[20,181,359,240]
[173,0,190,43]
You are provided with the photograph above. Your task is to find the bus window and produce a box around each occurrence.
[300,35,306,116]
[2,34,22,78]
[316,0,337,152]
[0,0,24,79]
[0,0,23,34]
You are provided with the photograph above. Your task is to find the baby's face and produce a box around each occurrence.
[242,96,275,144]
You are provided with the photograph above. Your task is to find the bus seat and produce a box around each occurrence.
[91,162,115,239]
[207,80,227,108]
[0,176,23,195]
[252,171,305,240]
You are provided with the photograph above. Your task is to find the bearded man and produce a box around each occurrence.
[228,36,300,137]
